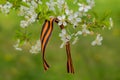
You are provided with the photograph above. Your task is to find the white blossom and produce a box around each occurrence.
[68,12,81,27]
[59,29,71,48]
[20,20,29,28]
[30,40,41,54]
[78,3,91,12]
[65,8,73,15]
[46,0,56,11]
[57,0,65,5]
[19,1,38,28]
[37,0,42,4]
[91,34,103,46]
[57,15,67,26]
[0,2,12,14]
[18,6,29,16]
[86,0,95,7]
[72,31,82,45]
[81,24,90,35]
[13,39,22,51]
[31,1,38,8]
[57,0,65,9]
[109,17,113,30]
[22,0,26,2]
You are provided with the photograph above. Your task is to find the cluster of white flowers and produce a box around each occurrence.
[29,40,41,54]
[46,0,66,12]
[0,2,12,14]
[56,0,104,47]
[72,24,91,45]
[56,0,66,10]
[68,12,81,28]
[0,0,112,54]
[19,0,42,28]
[78,3,91,12]
[46,0,56,11]
[86,0,95,8]
[78,0,94,13]
[46,0,95,29]
[59,29,71,48]
[13,39,41,54]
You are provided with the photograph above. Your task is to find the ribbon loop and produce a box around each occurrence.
[40,18,74,73]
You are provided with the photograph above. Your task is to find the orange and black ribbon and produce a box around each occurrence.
[60,24,74,74]
[40,18,74,73]
[40,18,54,70]
[66,42,74,73]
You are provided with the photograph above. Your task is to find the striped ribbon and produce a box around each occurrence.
[40,18,74,73]
[40,18,54,70]
[60,24,74,73]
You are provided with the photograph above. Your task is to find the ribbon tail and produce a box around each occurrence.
[43,56,50,70]
[66,42,74,74]
[59,24,75,73]
[40,18,54,71]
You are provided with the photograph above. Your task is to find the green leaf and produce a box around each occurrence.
[101,11,111,21]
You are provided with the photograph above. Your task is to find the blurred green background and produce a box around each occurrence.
[0,0,120,80]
